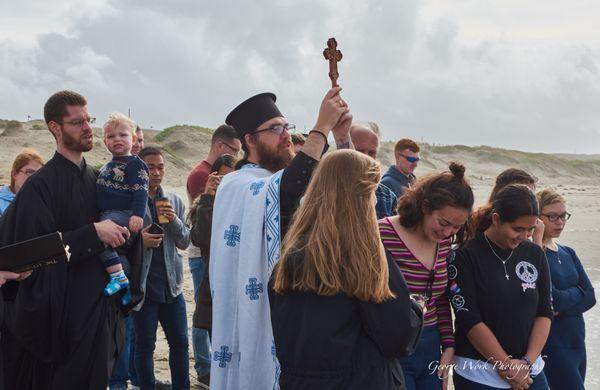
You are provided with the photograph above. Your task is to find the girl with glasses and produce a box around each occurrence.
[0,148,44,216]
[537,188,596,390]
[379,162,474,390]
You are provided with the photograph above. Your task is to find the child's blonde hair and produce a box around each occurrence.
[103,113,137,138]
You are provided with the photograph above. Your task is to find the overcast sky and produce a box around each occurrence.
[1,0,599,153]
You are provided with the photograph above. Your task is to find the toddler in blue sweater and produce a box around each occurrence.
[97,113,149,303]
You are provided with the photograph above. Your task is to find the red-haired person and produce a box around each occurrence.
[0,148,44,215]
[381,138,420,198]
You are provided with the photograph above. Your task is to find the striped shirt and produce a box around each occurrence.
[379,217,455,348]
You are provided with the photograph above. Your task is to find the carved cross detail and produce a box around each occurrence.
[323,38,343,87]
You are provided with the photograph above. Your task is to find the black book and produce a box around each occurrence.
[0,232,68,273]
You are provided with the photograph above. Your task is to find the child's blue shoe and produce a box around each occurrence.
[104,274,129,296]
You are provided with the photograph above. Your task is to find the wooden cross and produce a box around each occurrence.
[323,38,342,88]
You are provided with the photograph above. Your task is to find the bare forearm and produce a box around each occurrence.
[334,135,353,150]
[300,131,328,161]
[467,322,510,364]
[525,317,551,361]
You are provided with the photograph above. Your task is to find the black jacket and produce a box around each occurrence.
[190,193,214,331]
[269,251,423,390]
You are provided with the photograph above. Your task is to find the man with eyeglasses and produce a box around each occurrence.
[187,124,241,204]
[210,88,351,390]
[186,124,241,386]
[381,138,420,198]
[0,90,130,389]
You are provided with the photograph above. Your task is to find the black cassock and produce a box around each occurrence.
[0,152,124,390]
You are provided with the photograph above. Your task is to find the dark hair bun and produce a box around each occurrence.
[449,161,466,180]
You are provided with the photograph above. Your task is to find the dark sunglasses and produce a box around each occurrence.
[399,153,420,163]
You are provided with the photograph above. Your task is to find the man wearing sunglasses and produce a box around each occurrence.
[381,138,420,198]
[210,87,351,390]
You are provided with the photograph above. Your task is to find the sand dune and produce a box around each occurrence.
[1,120,599,388]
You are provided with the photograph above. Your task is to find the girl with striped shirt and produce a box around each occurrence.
[379,162,474,390]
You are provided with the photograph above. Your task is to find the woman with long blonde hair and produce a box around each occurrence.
[270,150,423,390]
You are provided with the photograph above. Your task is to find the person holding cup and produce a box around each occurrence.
[134,146,191,389]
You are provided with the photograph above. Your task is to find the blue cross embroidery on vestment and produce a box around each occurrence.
[245,277,264,300]
[250,180,265,195]
[224,225,241,247]
[214,345,233,368]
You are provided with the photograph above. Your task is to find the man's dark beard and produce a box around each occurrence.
[61,128,92,152]
[255,140,294,172]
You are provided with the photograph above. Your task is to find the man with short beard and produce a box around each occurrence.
[210,88,352,389]
[0,90,129,389]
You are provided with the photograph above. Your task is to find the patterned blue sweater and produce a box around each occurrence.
[97,155,149,217]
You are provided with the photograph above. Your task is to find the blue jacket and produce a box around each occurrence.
[381,165,414,198]
[135,188,191,310]
[544,245,596,349]
[375,183,397,219]
[0,185,15,216]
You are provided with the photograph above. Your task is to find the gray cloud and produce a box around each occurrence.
[1,0,600,153]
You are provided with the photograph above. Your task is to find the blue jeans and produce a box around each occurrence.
[109,314,138,389]
[99,210,132,267]
[397,326,442,390]
[134,294,190,390]
[189,257,211,378]
[453,370,549,389]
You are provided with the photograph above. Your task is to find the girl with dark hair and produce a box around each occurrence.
[537,188,595,390]
[451,184,553,389]
[379,162,474,390]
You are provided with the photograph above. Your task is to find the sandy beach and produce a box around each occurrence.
[1,121,599,388]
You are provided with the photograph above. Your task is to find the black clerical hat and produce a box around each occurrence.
[225,92,283,137]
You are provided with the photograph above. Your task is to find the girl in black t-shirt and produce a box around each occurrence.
[450,184,553,389]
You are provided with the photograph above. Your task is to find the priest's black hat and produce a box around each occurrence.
[225,92,283,137]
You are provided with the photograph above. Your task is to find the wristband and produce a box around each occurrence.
[521,356,534,370]
[309,130,328,143]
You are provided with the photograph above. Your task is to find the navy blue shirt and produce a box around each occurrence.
[97,155,149,217]
[145,189,173,304]
[544,245,596,348]
[380,165,414,198]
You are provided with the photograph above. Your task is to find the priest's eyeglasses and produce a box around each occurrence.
[60,117,97,127]
[542,212,571,222]
[253,123,296,135]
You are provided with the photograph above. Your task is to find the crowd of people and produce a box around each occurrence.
[0,87,596,390]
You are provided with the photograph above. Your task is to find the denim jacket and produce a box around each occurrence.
[135,188,190,310]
